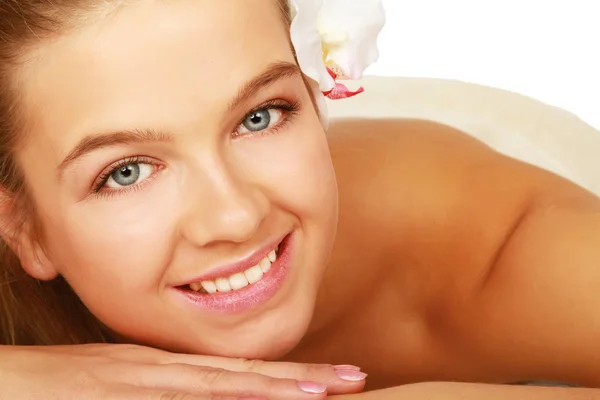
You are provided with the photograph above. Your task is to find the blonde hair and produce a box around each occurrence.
[0,0,292,346]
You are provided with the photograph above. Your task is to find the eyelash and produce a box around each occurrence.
[90,99,301,198]
[232,99,300,138]
[92,155,159,195]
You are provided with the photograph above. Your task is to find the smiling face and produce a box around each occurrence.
[11,0,338,358]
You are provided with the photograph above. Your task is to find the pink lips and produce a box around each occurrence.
[174,234,293,313]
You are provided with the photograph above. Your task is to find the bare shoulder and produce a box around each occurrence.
[327,116,595,253]
[326,117,537,253]
[326,118,600,384]
[327,117,597,312]
[326,118,536,302]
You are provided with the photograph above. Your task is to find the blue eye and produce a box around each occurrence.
[236,108,283,135]
[105,163,153,189]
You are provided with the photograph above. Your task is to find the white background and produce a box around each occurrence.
[367,0,600,130]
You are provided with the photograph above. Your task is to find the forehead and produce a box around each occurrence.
[19,0,294,145]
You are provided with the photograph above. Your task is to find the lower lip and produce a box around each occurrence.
[175,234,293,314]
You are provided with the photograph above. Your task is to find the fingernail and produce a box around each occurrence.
[297,381,327,394]
[333,364,361,371]
[335,369,368,382]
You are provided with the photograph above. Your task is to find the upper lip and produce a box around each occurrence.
[174,234,287,287]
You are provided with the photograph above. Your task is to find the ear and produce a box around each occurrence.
[0,188,58,281]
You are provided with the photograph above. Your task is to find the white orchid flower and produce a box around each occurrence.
[289,0,386,100]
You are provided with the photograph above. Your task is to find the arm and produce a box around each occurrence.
[0,344,364,399]
[331,382,599,399]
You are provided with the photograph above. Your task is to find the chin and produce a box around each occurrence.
[212,333,303,360]
[199,306,315,360]
[251,320,312,360]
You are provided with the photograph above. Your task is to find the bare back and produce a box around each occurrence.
[284,119,600,390]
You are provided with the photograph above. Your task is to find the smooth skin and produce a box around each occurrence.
[288,118,600,397]
[6,118,599,399]
[1,0,600,398]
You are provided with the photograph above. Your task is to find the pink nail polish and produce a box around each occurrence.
[297,381,327,394]
[335,369,368,382]
[333,364,361,371]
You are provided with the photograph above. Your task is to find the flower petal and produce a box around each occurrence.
[289,0,336,92]
[319,0,386,80]
[326,83,365,100]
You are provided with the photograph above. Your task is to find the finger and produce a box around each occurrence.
[157,355,366,395]
[220,358,366,395]
[99,345,365,395]
[106,384,237,400]
[131,364,329,400]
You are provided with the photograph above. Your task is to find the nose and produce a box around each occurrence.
[179,161,270,247]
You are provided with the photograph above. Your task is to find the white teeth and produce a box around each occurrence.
[187,245,279,294]
[245,265,264,284]
[215,278,231,293]
[201,281,217,294]
[259,257,271,274]
[229,273,249,290]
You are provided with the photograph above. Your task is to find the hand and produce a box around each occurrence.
[0,344,366,399]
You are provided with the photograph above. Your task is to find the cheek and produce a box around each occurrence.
[41,180,181,300]
[234,122,338,224]
[282,134,337,221]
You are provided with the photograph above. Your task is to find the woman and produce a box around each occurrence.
[1,0,599,398]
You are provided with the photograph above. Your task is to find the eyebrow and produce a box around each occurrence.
[227,61,302,113]
[57,128,171,178]
[57,61,302,177]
